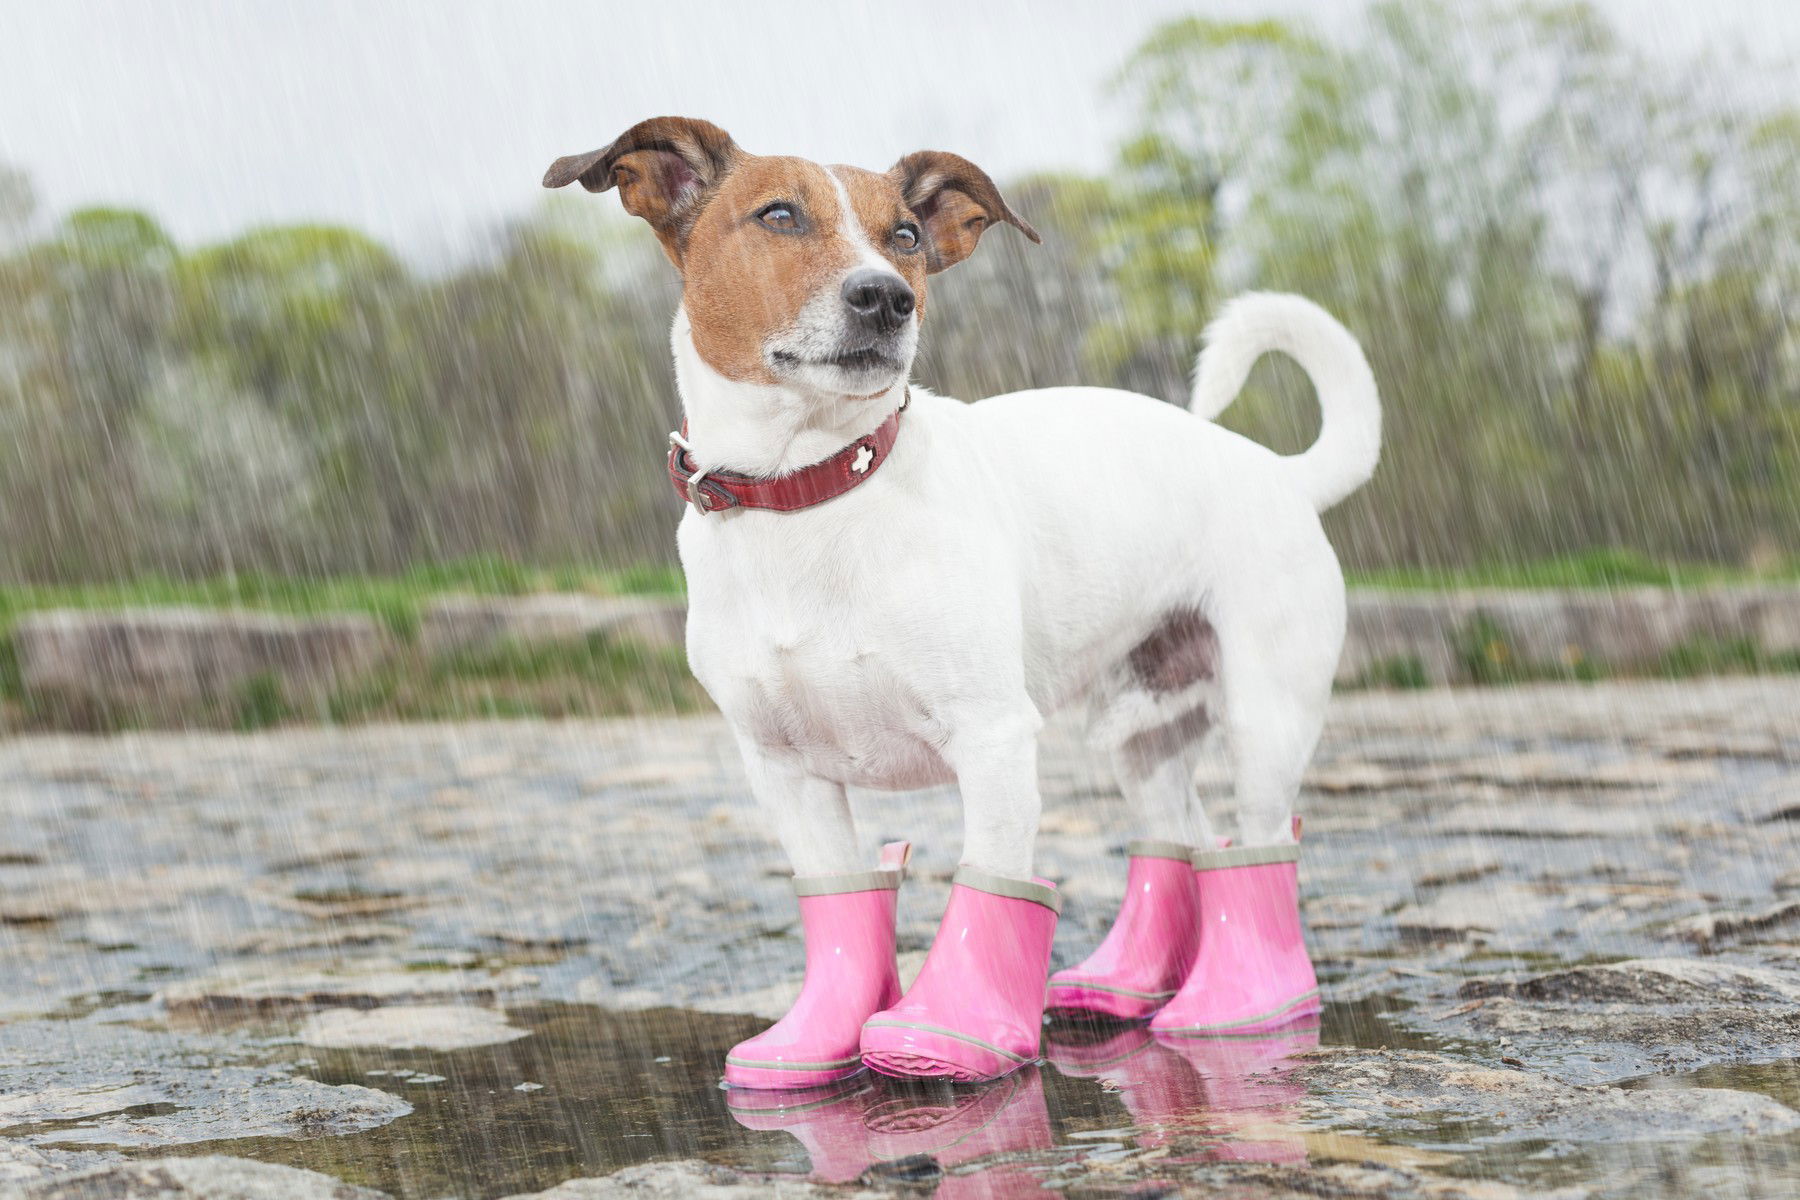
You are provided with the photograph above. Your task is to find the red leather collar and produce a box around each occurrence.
[668,393,908,515]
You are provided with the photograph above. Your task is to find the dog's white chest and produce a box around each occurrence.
[680,519,958,792]
[707,625,951,789]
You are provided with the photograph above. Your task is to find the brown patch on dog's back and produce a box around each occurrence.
[1119,702,1214,775]
[1128,607,1220,695]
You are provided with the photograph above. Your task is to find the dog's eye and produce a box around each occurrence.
[894,223,921,252]
[757,204,801,231]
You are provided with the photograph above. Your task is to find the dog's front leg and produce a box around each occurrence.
[940,710,1045,880]
[723,737,909,1090]
[734,736,861,875]
[858,705,1060,1083]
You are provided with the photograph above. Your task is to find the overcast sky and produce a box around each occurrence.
[3,0,1795,256]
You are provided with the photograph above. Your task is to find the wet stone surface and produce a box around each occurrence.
[2,678,1799,1197]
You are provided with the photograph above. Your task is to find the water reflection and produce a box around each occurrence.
[169,1003,1326,1198]
[726,1019,1322,1189]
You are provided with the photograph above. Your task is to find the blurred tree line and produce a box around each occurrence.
[1,0,1794,584]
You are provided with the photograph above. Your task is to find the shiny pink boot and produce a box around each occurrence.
[1148,842,1321,1036]
[859,867,1060,1082]
[724,842,910,1089]
[1048,840,1199,1020]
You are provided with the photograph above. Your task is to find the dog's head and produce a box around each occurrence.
[544,117,1039,398]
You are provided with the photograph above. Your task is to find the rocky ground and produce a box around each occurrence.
[3,678,1799,1198]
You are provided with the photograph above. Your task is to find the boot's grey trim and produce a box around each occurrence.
[1049,979,1178,1001]
[1125,838,1195,862]
[1047,1038,1157,1071]
[951,866,1062,913]
[1150,988,1321,1034]
[1189,843,1300,871]
[724,1051,866,1071]
[724,1078,869,1113]
[792,868,905,897]
[859,1019,1033,1063]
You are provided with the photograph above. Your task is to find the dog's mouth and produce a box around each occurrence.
[772,345,903,374]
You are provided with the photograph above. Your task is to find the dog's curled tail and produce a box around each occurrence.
[1189,292,1381,512]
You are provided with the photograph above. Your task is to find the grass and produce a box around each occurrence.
[3,550,1791,647]
[324,631,710,724]
[0,555,686,642]
[1346,548,1800,591]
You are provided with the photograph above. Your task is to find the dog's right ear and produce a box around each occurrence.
[543,117,741,262]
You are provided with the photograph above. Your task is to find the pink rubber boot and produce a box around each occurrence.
[859,867,1060,1082]
[1148,841,1320,1037]
[724,842,911,1089]
[1047,840,1199,1020]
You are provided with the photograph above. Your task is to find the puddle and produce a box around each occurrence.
[128,1002,1359,1197]
[103,999,1487,1198]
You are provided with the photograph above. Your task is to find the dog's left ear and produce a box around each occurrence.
[543,116,742,263]
[889,150,1041,273]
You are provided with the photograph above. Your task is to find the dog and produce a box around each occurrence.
[545,117,1379,1087]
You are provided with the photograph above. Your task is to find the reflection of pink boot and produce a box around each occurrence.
[1154,1019,1320,1165]
[863,1069,1056,1199]
[1149,843,1320,1037]
[860,868,1060,1082]
[1048,840,1199,1020]
[724,842,911,1090]
[1045,1024,1207,1149]
[725,1079,880,1182]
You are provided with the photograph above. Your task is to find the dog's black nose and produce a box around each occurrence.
[841,269,915,334]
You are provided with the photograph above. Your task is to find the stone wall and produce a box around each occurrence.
[9,588,1798,716]
[1340,587,1800,685]
[13,608,391,711]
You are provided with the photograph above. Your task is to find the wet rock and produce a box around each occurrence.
[1646,730,1795,762]
[255,886,428,921]
[299,1004,530,1051]
[1085,1159,1568,1199]
[1393,882,1557,941]
[1668,901,1800,949]
[1305,760,1415,794]
[1424,958,1800,1082]
[1301,1046,1800,1142]
[1430,801,1647,838]
[0,1020,410,1149]
[499,1160,882,1198]
[157,963,536,1016]
[226,923,412,956]
[1460,957,1800,1006]
[16,1156,392,1199]
[0,865,243,924]
[0,1144,118,1187]
[1741,780,1800,824]
[1414,855,1503,889]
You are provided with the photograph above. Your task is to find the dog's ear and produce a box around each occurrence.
[543,117,741,260]
[889,150,1041,273]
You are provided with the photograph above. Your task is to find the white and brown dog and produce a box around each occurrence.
[546,117,1379,1086]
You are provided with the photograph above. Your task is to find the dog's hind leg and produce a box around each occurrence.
[1108,704,1218,849]
[1147,607,1329,1037]
[1213,609,1334,849]
[1046,694,1216,1021]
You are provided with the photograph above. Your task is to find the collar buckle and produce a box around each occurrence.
[669,430,735,516]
